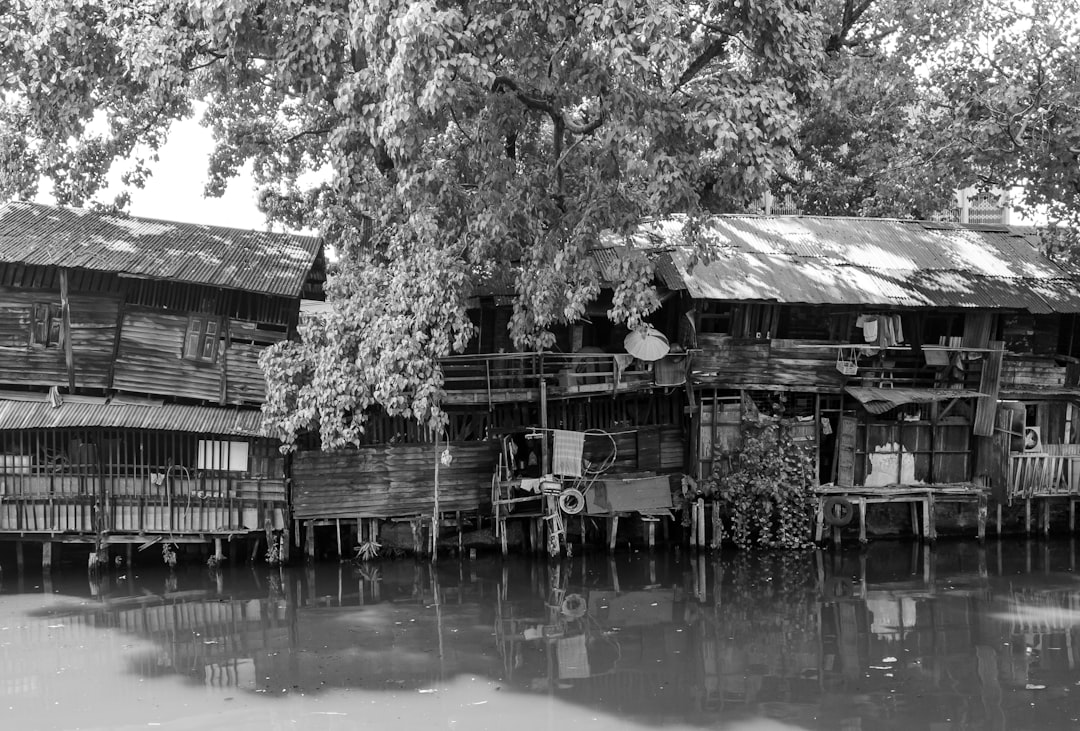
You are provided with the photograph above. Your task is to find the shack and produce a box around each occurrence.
[609,215,1080,542]
[0,202,324,569]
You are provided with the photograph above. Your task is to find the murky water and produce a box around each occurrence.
[3,541,1080,730]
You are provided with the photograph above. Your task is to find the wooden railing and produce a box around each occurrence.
[1008,449,1080,502]
[439,351,664,403]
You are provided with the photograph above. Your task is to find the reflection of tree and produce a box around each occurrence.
[686,552,821,712]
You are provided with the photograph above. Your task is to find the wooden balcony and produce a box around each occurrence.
[439,351,683,405]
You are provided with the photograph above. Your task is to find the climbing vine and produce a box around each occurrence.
[702,422,816,549]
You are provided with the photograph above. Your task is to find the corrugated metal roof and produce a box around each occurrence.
[624,215,1080,313]
[0,398,265,436]
[0,201,322,298]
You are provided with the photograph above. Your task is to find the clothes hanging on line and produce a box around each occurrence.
[552,429,585,477]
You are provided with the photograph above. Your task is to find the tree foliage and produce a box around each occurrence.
[1,0,1078,445]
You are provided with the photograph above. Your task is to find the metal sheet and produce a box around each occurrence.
[0,201,322,298]
[0,398,264,436]
[635,215,1080,313]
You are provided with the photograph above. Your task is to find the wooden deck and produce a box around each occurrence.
[814,485,988,545]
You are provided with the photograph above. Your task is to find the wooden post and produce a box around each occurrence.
[42,542,52,572]
[608,516,619,553]
[456,510,463,553]
[335,518,342,558]
[540,379,550,474]
[648,519,656,550]
[978,493,987,541]
[305,520,315,561]
[696,497,705,549]
[15,541,24,574]
[214,537,224,563]
[59,269,75,392]
[432,430,440,561]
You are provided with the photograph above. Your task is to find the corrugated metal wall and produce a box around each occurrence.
[113,307,223,401]
[292,441,498,519]
[0,287,118,389]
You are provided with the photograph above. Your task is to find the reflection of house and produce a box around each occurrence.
[0,202,324,561]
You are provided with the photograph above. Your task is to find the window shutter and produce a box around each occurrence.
[185,318,203,359]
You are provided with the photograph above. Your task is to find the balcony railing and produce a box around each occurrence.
[439,351,670,404]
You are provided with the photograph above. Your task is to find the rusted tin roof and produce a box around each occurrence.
[0,397,264,436]
[615,215,1080,313]
[0,201,322,298]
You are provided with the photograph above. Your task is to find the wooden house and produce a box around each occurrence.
[607,215,1080,540]
[0,201,324,566]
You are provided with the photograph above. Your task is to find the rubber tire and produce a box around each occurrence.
[822,496,855,527]
[559,488,585,515]
[561,594,587,619]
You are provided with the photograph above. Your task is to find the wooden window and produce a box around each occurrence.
[29,303,62,348]
[184,315,220,362]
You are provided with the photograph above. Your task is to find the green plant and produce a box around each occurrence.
[162,542,178,568]
[703,422,816,550]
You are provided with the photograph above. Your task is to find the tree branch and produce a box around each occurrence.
[491,75,553,115]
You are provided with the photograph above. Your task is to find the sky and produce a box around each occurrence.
[38,114,271,232]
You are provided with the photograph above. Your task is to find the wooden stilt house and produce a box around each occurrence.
[611,215,1080,541]
[0,202,324,562]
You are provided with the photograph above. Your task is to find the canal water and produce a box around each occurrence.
[2,541,1080,730]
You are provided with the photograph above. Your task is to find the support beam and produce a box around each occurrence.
[42,542,52,572]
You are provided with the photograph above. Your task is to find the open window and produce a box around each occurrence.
[184,315,220,362]
[29,303,62,349]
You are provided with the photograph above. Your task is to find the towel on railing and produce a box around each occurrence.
[552,429,585,477]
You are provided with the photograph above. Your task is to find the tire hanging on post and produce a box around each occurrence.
[822,496,855,527]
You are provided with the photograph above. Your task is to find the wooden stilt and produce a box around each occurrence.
[305,520,315,561]
[456,511,463,553]
[1026,499,1032,535]
[696,498,705,549]
[997,503,1003,535]
[1071,498,1077,533]
[250,534,262,562]
[335,518,342,558]
[608,516,619,553]
[42,542,52,572]
[647,519,656,550]
[15,541,24,573]
[281,526,291,563]
[858,497,868,544]
[214,537,224,561]
[500,519,508,556]
[1043,500,1051,538]
[977,494,987,541]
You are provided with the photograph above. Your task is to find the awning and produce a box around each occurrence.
[844,386,985,415]
[0,397,265,437]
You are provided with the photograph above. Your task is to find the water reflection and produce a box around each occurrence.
[4,542,1080,729]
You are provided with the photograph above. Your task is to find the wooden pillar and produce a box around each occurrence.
[608,516,619,553]
[1025,499,1032,536]
[858,498,867,544]
[42,542,52,572]
[977,493,987,541]
[214,537,224,561]
[539,379,550,474]
[305,520,315,561]
[500,518,509,556]
[696,497,705,549]
[15,541,24,574]
[647,519,656,550]
[997,503,1003,535]
[281,525,291,563]
[456,511,463,553]
[1043,499,1052,538]
[125,542,133,567]
[335,518,342,558]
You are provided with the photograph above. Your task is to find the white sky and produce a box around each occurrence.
[37,115,270,232]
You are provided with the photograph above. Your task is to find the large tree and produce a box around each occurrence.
[0,0,1077,447]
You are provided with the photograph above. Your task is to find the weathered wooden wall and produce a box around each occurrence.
[113,307,222,400]
[693,336,845,390]
[292,441,498,519]
[0,287,118,389]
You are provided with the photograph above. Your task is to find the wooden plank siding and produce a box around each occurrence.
[225,342,267,404]
[693,336,846,390]
[0,287,118,389]
[292,441,499,519]
[113,307,223,401]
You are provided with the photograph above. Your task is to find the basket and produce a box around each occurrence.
[836,348,859,376]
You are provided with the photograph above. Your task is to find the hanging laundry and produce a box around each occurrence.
[893,314,904,344]
[552,429,585,477]
[855,314,879,343]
